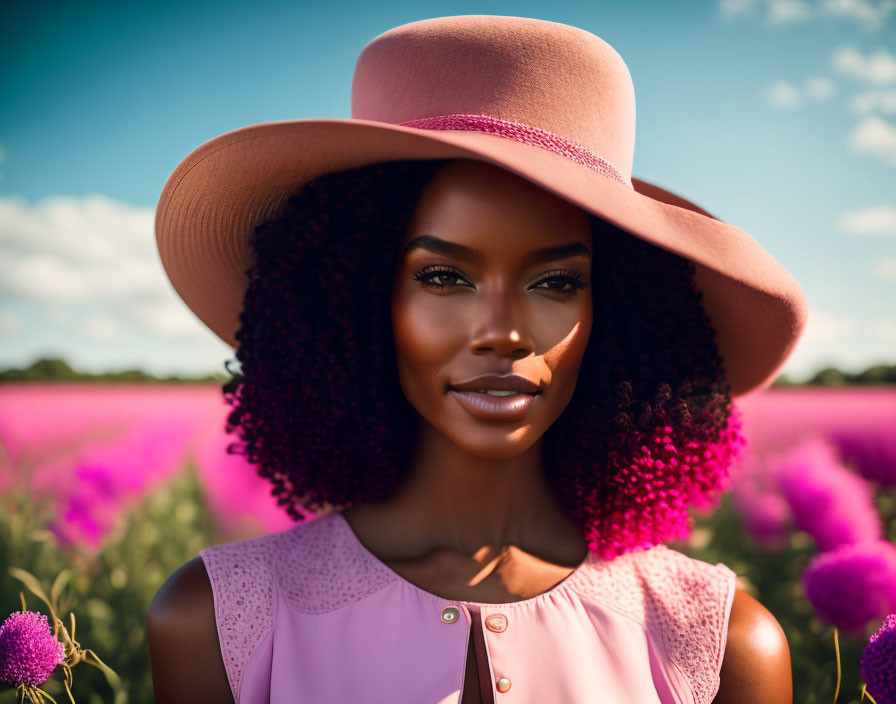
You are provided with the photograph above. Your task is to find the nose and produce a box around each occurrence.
[469,289,534,358]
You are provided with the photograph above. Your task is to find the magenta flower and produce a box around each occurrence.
[733,487,791,547]
[47,414,192,550]
[861,613,896,704]
[729,449,792,548]
[0,611,66,687]
[48,463,123,550]
[773,435,881,552]
[802,540,896,638]
[830,426,896,489]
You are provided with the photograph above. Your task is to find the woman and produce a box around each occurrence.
[148,15,805,704]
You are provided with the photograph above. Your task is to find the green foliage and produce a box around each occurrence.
[769,363,896,386]
[0,357,228,384]
[2,467,892,701]
[0,464,226,703]
[3,356,895,386]
[808,367,852,387]
[673,491,896,704]
[801,364,896,386]
[853,365,896,385]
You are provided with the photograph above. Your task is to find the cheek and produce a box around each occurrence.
[391,295,463,393]
[541,300,593,399]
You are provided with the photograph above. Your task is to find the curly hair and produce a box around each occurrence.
[222,158,746,560]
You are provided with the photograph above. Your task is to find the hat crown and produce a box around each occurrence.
[351,15,637,181]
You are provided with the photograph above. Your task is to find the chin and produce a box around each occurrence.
[444,424,542,460]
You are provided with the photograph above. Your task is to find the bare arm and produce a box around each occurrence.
[712,587,793,704]
[146,556,235,704]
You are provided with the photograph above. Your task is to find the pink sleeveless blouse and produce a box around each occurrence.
[199,510,737,704]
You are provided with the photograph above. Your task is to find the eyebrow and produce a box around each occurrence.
[402,234,592,263]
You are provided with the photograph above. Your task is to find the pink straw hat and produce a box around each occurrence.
[155,14,808,398]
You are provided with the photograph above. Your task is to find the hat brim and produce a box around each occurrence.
[155,118,808,397]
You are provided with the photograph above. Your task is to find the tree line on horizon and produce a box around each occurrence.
[0,357,895,386]
[0,357,229,384]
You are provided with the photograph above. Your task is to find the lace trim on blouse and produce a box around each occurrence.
[199,511,736,704]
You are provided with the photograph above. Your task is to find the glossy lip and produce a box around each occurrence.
[448,388,538,421]
[448,373,542,394]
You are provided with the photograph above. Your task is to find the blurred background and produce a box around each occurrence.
[1,1,894,702]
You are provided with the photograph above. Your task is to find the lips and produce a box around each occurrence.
[448,388,539,421]
[448,373,542,395]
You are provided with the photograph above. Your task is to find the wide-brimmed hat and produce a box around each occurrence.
[155,14,808,398]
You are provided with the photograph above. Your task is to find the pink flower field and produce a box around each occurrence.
[0,383,295,548]
[731,387,896,547]
[0,383,893,554]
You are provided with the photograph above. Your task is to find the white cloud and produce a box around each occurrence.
[765,75,837,108]
[768,0,813,23]
[0,194,223,344]
[871,257,896,280]
[721,0,894,28]
[870,318,896,339]
[81,315,119,341]
[837,205,896,234]
[847,114,896,164]
[131,301,211,342]
[783,308,896,380]
[4,255,96,303]
[720,0,758,16]
[0,194,156,265]
[832,47,896,85]
[850,89,896,114]
[801,310,859,344]
[0,311,22,336]
[766,81,804,107]
[819,0,896,27]
[804,75,837,99]
[46,305,72,326]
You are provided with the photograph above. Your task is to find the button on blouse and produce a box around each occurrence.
[199,510,737,704]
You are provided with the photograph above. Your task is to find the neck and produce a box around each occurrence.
[345,418,586,564]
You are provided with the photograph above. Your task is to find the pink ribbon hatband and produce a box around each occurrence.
[397,113,632,190]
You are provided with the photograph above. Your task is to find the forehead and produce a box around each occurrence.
[399,159,592,257]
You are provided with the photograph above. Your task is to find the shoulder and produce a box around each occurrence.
[618,546,771,704]
[712,588,792,704]
[146,521,321,703]
[147,556,234,703]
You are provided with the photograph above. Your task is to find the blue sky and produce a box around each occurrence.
[1,0,894,380]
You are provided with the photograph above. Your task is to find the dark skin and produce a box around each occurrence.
[355,158,597,584]
[147,160,793,703]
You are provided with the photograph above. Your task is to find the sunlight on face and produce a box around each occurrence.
[391,159,594,459]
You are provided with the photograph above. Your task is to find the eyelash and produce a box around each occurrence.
[412,265,588,295]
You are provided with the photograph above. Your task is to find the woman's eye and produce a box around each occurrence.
[535,276,585,293]
[413,266,471,290]
[412,266,587,294]
[532,272,588,295]
[429,273,463,287]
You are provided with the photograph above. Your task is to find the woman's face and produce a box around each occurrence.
[391,159,593,459]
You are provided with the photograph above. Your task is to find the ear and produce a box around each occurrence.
[712,588,793,704]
